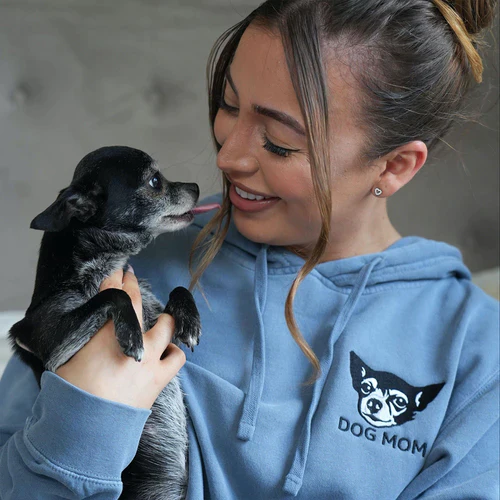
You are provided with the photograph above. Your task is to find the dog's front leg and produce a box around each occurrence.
[164,287,201,351]
[43,288,143,372]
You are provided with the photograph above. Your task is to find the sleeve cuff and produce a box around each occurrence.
[24,371,151,481]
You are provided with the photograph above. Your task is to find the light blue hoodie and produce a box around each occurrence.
[1,195,499,499]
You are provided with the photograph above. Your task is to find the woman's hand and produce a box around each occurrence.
[56,267,186,409]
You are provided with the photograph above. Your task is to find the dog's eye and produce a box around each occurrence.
[149,174,161,190]
[361,381,374,395]
[393,397,407,409]
[389,395,407,411]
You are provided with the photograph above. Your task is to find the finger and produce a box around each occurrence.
[122,267,143,328]
[144,314,175,357]
[157,343,186,383]
[100,268,124,292]
[86,319,122,355]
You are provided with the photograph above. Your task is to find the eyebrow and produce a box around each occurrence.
[225,68,306,137]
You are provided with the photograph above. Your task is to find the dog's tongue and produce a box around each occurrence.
[191,203,221,215]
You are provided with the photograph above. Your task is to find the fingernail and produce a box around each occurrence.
[128,264,135,275]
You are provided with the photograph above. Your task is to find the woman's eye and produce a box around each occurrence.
[219,95,239,114]
[263,136,297,158]
[149,175,161,189]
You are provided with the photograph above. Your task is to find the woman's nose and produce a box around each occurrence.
[216,123,259,175]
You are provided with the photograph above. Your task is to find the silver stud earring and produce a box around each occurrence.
[374,187,383,197]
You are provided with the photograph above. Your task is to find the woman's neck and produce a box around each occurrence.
[288,200,401,263]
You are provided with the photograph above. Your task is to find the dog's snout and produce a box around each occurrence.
[186,183,200,198]
[366,398,383,414]
[170,182,199,199]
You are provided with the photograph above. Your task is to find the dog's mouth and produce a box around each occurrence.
[361,412,392,425]
[163,202,221,222]
[190,203,221,215]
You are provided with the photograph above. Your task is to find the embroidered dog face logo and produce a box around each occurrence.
[350,351,444,428]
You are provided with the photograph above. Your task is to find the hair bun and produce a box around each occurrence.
[449,0,497,34]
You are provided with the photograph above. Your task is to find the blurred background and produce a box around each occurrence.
[0,1,498,372]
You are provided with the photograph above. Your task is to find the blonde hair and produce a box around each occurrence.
[433,0,485,82]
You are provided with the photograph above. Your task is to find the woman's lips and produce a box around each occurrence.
[229,183,280,213]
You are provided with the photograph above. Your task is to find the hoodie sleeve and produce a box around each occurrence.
[0,355,151,500]
[398,296,500,500]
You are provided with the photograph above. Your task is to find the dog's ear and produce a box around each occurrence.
[414,382,445,412]
[350,351,369,390]
[30,185,99,232]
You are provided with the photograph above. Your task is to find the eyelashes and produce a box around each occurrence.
[218,96,298,158]
[218,96,238,114]
[262,135,295,158]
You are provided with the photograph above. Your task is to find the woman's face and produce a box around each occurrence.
[213,25,381,255]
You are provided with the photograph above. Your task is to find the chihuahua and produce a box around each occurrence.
[9,146,218,499]
[350,351,444,428]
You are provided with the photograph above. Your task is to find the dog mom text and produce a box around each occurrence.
[337,417,428,458]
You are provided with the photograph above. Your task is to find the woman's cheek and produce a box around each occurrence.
[213,111,228,147]
[273,161,314,203]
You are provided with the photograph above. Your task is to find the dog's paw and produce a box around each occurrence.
[173,314,201,351]
[120,335,145,362]
[115,321,144,362]
[164,287,201,351]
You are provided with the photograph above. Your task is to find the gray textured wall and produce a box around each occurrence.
[0,1,498,312]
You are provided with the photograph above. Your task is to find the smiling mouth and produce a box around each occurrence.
[234,185,275,201]
[227,179,281,214]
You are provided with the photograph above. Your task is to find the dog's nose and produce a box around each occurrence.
[186,183,200,198]
[367,398,383,414]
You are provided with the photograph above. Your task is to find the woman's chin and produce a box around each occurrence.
[232,209,279,245]
[232,209,314,249]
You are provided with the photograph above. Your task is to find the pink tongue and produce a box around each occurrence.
[191,203,221,215]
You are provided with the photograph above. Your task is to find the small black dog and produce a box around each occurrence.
[350,351,444,428]
[9,146,217,499]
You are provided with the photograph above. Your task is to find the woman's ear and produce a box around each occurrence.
[374,141,427,197]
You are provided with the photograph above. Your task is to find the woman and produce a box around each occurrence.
[1,0,498,498]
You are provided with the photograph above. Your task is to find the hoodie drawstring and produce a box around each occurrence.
[237,244,269,441]
[283,257,383,496]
